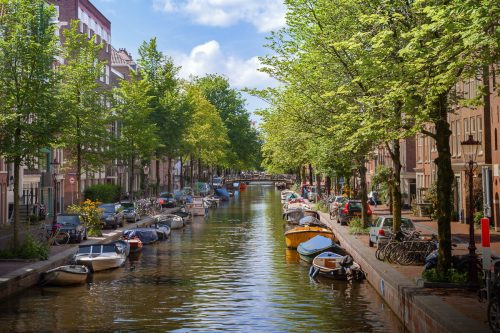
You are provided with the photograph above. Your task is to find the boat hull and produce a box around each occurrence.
[284,227,335,249]
[76,255,126,272]
[41,265,89,286]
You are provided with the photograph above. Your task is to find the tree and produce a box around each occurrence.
[58,20,111,201]
[0,0,61,249]
[112,73,159,196]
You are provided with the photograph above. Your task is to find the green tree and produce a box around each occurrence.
[58,20,111,201]
[112,73,159,195]
[0,0,61,249]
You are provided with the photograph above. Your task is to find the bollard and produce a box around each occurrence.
[482,217,491,270]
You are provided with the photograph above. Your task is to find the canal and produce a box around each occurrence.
[0,184,403,332]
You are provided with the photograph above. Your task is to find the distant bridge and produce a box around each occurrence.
[224,175,295,184]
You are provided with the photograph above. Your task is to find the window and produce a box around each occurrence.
[477,116,483,154]
[456,120,461,156]
[105,65,110,85]
[495,129,498,151]
[450,121,455,156]
[464,118,469,139]
[417,135,423,162]
[470,116,476,140]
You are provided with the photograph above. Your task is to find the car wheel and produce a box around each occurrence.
[369,237,374,247]
[76,233,83,243]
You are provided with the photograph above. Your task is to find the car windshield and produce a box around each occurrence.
[348,202,363,209]
[160,193,174,199]
[123,208,134,212]
[99,204,115,213]
[57,215,80,225]
[383,218,414,228]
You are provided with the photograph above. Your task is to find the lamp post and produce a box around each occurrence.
[50,158,60,226]
[143,164,150,198]
[461,134,481,286]
[117,162,124,202]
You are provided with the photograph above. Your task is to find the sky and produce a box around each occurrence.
[92,0,285,121]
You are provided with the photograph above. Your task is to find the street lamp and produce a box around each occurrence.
[117,162,124,202]
[50,158,60,226]
[143,164,150,198]
[461,134,481,286]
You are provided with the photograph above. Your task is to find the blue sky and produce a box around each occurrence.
[92,0,284,120]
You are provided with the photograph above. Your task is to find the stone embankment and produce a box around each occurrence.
[319,211,489,333]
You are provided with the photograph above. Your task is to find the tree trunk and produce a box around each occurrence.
[155,154,160,196]
[308,164,313,185]
[167,157,172,193]
[358,161,369,228]
[180,157,184,189]
[326,176,331,196]
[13,156,20,249]
[129,157,134,200]
[387,140,403,233]
[297,166,302,185]
[198,158,202,182]
[434,93,454,274]
[190,155,194,189]
[483,65,494,227]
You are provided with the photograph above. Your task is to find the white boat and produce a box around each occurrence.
[74,243,127,272]
[281,190,295,201]
[40,265,89,286]
[310,252,364,281]
[185,196,206,216]
[155,214,184,229]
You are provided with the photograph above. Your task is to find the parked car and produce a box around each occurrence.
[56,214,87,243]
[98,203,124,229]
[368,216,415,247]
[122,207,140,223]
[158,192,177,208]
[338,199,372,225]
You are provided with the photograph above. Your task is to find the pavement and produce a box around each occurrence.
[329,203,494,331]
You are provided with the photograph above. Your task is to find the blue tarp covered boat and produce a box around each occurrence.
[123,228,159,245]
[215,187,230,199]
[297,235,345,263]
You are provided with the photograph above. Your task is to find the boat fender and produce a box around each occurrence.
[311,267,320,279]
[308,265,315,277]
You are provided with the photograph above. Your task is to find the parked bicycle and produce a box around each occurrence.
[40,224,70,246]
[479,256,500,332]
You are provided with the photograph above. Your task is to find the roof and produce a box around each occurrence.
[111,47,135,67]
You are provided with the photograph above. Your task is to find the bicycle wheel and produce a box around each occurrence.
[53,231,70,245]
[489,297,500,333]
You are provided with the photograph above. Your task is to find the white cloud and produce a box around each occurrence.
[153,0,286,32]
[171,40,277,90]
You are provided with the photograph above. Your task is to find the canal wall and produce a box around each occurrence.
[319,212,488,333]
[0,217,155,301]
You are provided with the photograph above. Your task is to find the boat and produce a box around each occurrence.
[40,265,89,286]
[123,237,143,253]
[310,252,364,281]
[123,228,159,244]
[303,210,320,219]
[185,196,206,216]
[281,190,295,201]
[112,240,130,257]
[74,243,127,272]
[298,215,324,227]
[215,187,230,199]
[239,182,247,190]
[284,226,336,249]
[155,225,171,239]
[297,235,346,263]
[283,208,304,224]
[156,214,184,229]
[232,182,240,189]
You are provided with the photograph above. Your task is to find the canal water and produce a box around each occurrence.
[0,184,403,332]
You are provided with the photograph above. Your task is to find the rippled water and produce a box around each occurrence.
[0,185,403,332]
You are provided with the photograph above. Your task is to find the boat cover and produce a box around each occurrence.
[297,235,335,256]
[215,188,230,198]
[299,216,323,226]
[123,228,158,244]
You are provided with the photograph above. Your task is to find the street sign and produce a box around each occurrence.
[69,176,75,184]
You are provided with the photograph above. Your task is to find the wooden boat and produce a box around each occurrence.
[284,226,335,249]
[299,215,324,227]
[282,208,304,224]
[303,210,320,219]
[113,240,130,257]
[74,243,127,272]
[297,235,346,263]
[124,237,143,253]
[123,228,159,244]
[40,265,89,286]
[185,196,206,216]
[310,252,364,281]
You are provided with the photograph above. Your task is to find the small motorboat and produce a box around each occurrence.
[185,196,206,216]
[309,252,364,281]
[239,182,247,190]
[297,235,346,263]
[112,239,130,257]
[298,215,324,227]
[215,187,230,199]
[283,208,304,224]
[284,226,336,249]
[281,190,296,201]
[123,228,159,245]
[123,237,143,253]
[155,214,184,229]
[303,210,320,219]
[40,265,89,286]
[155,224,171,239]
[74,243,127,272]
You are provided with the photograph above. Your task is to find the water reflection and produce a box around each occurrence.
[0,185,403,332]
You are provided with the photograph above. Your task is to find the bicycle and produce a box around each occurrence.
[40,224,70,246]
[479,255,500,332]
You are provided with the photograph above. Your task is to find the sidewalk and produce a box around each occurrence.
[320,204,491,332]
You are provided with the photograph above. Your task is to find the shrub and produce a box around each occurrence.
[348,217,369,235]
[474,211,484,229]
[422,268,467,283]
[67,199,104,237]
[314,200,328,213]
[84,183,120,203]
[0,235,49,260]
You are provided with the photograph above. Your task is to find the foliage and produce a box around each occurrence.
[0,0,61,249]
[313,201,328,213]
[0,235,48,261]
[348,218,369,235]
[67,199,103,236]
[371,166,392,205]
[423,182,439,220]
[422,268,467,284]
[474,211,484,229]
[83,184,120,203]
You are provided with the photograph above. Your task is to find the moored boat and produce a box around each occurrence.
[298,215,324,227]
[124,237,143,253]
[284,226,336,249]
[239,182,247,190]
[185,196,206,216]
[310,252,364,281]
[40,265,89,286]
[297,235,346,263]
[156,214,184,229]
[74,243,127,272]
[123,228,159,245]
[282,208,304,224]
